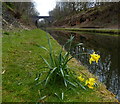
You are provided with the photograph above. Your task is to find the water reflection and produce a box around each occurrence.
[47,30,120,100]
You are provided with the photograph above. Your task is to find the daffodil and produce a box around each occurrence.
[88,78,96,85]
[85,78,96,89]
[78,75,84,82]
[89,52,100,64]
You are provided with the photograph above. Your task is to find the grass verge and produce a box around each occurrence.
[47,28,120,36]
[2,29,118,102]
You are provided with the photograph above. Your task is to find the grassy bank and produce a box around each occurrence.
[47,28,120,35]
[2,29,118,102]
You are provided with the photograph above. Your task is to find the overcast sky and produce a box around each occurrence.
[33,0,57,16]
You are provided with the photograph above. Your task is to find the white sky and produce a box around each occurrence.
[33,0,57,16]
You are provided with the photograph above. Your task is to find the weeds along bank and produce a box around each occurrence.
[2,29,118,102]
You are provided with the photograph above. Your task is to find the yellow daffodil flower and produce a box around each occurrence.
[85,78,96,89]
[78,75,84,82]
[89,52,100,64]
[89,78,96,85]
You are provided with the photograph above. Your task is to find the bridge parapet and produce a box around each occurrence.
[32,16,53,19]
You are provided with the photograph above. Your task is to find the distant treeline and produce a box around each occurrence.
[49,1,116,20]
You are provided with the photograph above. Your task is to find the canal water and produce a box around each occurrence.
[47,30,120,100]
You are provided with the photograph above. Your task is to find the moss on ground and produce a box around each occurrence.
[2,29,118,102]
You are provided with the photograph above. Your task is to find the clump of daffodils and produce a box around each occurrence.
[77,75,96,89]
[77,52,100,89]
[89,52,100,64]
